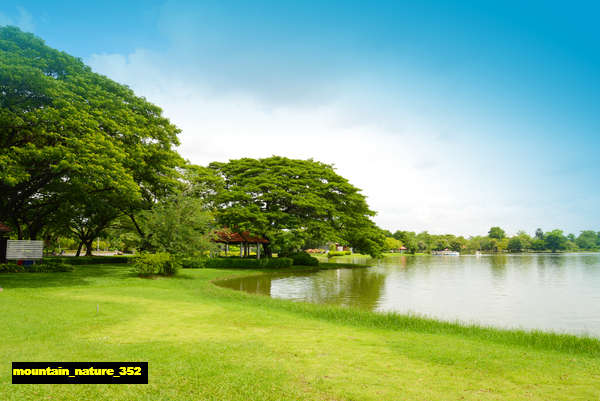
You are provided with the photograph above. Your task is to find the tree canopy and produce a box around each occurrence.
[488,226,506,240]
[191,156,385,257]
[0,26,183,241]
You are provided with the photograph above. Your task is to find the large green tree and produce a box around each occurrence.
[488,226,506,240]
[507,237,523,252]
[544,229,567,252]
[576,230,598,250]
[191,156,385,257]
[0,27,183,241]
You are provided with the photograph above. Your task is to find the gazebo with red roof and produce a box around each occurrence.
[214,229,269,258]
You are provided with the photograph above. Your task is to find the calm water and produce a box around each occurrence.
[218,253,600,336]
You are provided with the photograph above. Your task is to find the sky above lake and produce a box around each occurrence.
[2,1,598,236]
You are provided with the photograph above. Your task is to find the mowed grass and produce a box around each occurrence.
[1,264,599,400]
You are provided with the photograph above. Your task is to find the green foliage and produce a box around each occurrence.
[0,261,72,273]
[205,257,293,269]
[544,229,567,252]
[390,228,598,254]
[0,27,183,242]
[179,257,207,269]
[288,252,319,266]
[433,238,450,251]
[343,222,386,257]
[531,238,546,251]
[270,230,305,256]
[132,252,180,276]
[449,237,466,252]
[488,226,506,240]
[394,231,419,253]
[384,237,402,251]
[328,251,352,257]
[191,156,384,257]
[507,237,523,252]
[140,194,216,257]
[576,230,598,250]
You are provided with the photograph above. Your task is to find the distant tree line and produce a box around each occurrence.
[381,227,600,254]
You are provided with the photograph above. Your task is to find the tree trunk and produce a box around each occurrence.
[85,240,94,256]
[28,221,41,240]
[13,219,23,240]
[262,242,273,258]
[76,242,83,257]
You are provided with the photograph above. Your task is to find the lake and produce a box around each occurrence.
[218,253,600,337]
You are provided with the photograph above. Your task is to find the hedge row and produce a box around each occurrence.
[0,261,73,273]
[204,257,293,269]
[180,257,207,269]
[287,252,319,266]
[328,251,352,257]
[132,253,179,276]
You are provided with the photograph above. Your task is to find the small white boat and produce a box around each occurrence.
[431,250,460,256]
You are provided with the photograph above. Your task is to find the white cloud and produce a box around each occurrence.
[86,49,589,236]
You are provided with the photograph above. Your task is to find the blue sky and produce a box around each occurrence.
[2,1,598,236]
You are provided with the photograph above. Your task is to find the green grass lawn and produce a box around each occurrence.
[1,264,599,400]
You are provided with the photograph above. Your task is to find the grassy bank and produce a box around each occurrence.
[1,264,599,400]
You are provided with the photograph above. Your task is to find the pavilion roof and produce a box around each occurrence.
[214,229,269,244]
[0,222,11,233]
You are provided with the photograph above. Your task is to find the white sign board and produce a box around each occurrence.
[6,240,44,260]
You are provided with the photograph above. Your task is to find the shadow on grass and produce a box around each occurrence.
[0,264,136,289]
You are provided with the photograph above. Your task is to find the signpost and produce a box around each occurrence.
[6,240,44,260]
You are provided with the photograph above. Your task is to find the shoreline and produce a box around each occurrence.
[209,263,600,357]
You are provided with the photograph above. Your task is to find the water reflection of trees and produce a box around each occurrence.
[222,275,273,295]
[536,254,567,269]
[306,268,387,310]
[488,254,507,280]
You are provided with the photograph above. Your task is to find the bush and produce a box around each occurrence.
[289,252,319,266]
[132,253,180,276]
[204,257,293,269]
[0,260,73,273]
[179,257,206,269]
[162,257,181,276]
[327,251,352,258]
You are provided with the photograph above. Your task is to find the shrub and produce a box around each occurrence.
[161,257,181,276]
[0,260,73,273]
[132,253,180,276]
[327,251,352,258]
[289,252,319,266]
[179,257,206,269]
[204,257,293,269]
